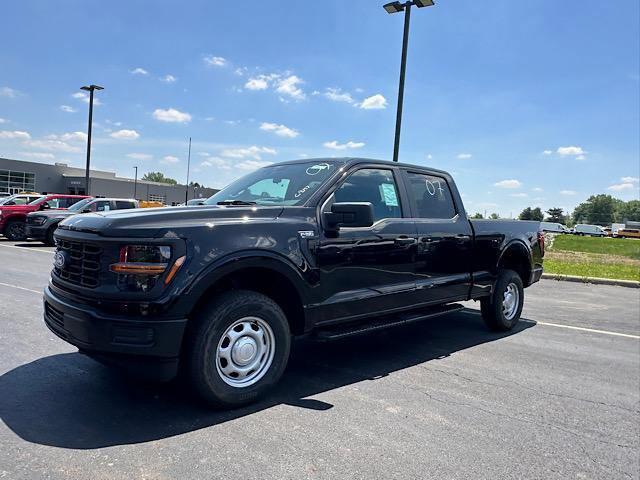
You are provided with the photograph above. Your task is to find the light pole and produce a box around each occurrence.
[383,0,434,162]
[133,166,138,199]
[80,84,104,194]
[185,137,192,203]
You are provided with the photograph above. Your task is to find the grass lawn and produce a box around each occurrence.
[545,235,640,281]
[552,235,640,259]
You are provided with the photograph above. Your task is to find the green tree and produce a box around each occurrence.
[142,171,178,185]
[519,207,533,220]
[531,207,544,221]
[572,194,621,225]
[489,212,500,219]
[545,207,567,224]
[470,212,484,219]
[189,181,203,188]
[615,200,640,222]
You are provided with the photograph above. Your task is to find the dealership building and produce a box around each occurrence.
[0,157,217,205]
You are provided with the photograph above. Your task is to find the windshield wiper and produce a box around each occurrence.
[216,200,257,206]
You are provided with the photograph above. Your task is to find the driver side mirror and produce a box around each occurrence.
[323,202,374,233]
[39,203,50,210]
[82,208,92,213]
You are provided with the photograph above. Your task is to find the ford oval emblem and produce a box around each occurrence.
[53,251,66,269]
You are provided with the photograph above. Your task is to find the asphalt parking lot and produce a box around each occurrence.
[0,238,638,480]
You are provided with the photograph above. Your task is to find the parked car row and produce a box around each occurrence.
[0,194,139,244]
[540,221,638,238]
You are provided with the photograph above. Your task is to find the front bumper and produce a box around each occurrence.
[43,285,188,380]
[26,225,48,239]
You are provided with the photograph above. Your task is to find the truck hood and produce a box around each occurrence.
[58,205,285,237]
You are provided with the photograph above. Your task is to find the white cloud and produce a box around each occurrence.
[152,108,191,123]
[161,74,177,83]
[259,122,299,138]
[575,154,586,161]
[560,190,576,195]
[0,86,21,98]
[457,153,472,160]
[20,152,55,160]
[276,75,305,100]
[323,140,365,150]
[245,76,270,90]
[237,160,273,171]
[0,118,7,124]
[494,179,522,189]
[127,153,152,160]
[60,105,77,113]
[532,187,543,192]
[359,94,387,110]
[621,176,639,183]
[24,139,80,152]
[200,156,231,170]
[510,193,528,198]
[161,155,179,164]
[324,88,354,104]
[221,146,277,160]
[542,150,552,155]
[110,129,140,140]
[46,131,87,142]
[72,92,102,105]
[557,146,586,156]
[426,154,433,160]
[130,67,149,75]
[607,183,635,192]
[204,55,227,67]
[0,130,31,140]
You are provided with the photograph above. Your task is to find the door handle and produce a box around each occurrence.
[394,237,416,246]
[455,234,471,240]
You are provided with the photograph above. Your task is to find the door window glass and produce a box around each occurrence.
[406,172,456,219]
[333,169,402,222]
[115,201,135,209]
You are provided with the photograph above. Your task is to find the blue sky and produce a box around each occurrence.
[1,0,638,216]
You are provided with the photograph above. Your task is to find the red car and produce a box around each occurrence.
[0,194,90,241]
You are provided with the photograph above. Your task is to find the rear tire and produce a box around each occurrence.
[480,269,524,331]
[184,290,291,408]
[4,220,26,241]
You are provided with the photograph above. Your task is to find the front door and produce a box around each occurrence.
[402,170,473,304]
[314,167,418,323]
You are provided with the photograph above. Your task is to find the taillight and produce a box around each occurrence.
[537,231,545,256]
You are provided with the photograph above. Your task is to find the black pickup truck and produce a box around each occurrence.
[43,158,544,408]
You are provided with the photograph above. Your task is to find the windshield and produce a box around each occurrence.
[67,198,94,211]
[0,195,18,205]
[204,160,345,207]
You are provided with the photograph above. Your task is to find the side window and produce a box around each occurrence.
[93,200,111,212]
[406,172,456,219]
[115,201,135,209]
[332,168,401,222]
[45,198,60,209]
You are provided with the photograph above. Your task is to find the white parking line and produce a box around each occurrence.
[0,243,54,254]
[0,282,42,294]
[529,320,639,339]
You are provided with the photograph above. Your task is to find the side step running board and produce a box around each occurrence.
[313,303,464,341]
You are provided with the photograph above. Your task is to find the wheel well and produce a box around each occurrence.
[498,245,531,287]
[191,267,306,335]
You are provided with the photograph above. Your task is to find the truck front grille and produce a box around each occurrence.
[53,239,102,288]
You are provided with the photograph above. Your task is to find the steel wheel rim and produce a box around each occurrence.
[502,283,519,321]
[215,316,275,388]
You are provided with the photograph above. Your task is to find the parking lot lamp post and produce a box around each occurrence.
[133,166,138,199]
[383,0,434,162]
[80,84,103,195]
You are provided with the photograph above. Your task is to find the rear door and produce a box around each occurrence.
[402,170,473,304]
[315,166,418,322]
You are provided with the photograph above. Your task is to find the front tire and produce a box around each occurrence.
[184,290,291,408]
[480,269,524,331]
[4,220,26,241]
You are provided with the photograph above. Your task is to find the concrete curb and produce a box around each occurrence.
[541,273,640,288]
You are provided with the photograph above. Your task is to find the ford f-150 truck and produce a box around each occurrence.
[43,158,543,408]
[0,194,89,240]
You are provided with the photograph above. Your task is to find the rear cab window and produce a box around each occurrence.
[404,171,457,219]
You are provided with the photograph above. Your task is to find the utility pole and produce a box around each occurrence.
[185,137,192,203]
[133,166,138,199]
[80,84,104,194]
